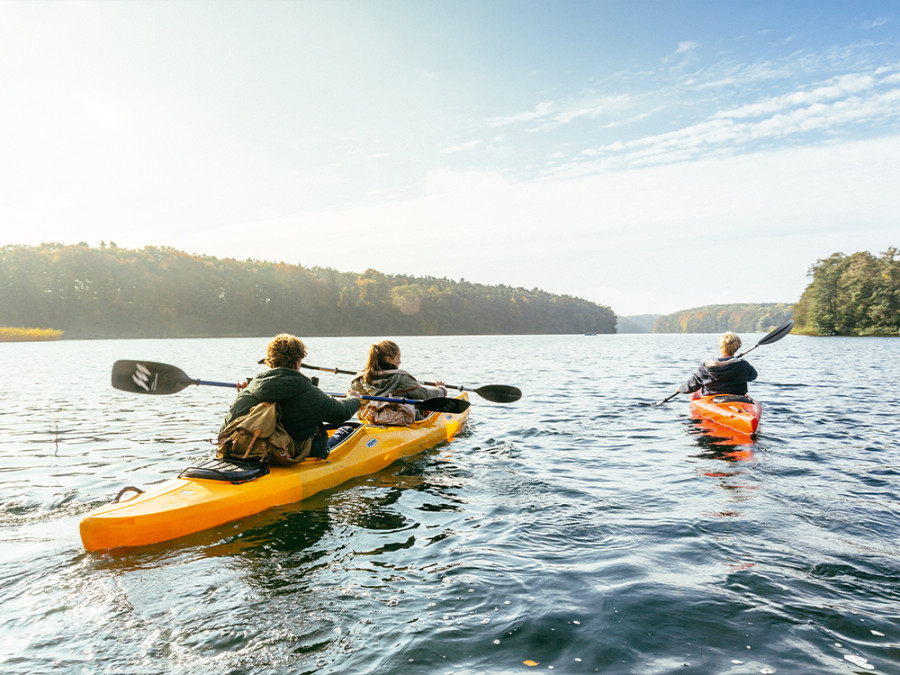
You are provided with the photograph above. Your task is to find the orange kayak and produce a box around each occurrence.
[690,392,761,435]
[80,395,468,551]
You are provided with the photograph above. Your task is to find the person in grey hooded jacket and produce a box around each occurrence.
[350,340,446,421]
[676,332,758,396]
[222,334,361,458]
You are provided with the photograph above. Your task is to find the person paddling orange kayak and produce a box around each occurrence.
[675,332,757,397]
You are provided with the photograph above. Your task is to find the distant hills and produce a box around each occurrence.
[0,243,616,338]
[618,305,793,334]
[652,303,794,334]
[616,314,660,333]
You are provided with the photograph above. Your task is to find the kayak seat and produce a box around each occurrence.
[324,421,362,431]
[710,395,754,404]
[179,457,270,484]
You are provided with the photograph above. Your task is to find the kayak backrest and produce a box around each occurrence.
[710,395,755,404]
[180,457,270,484]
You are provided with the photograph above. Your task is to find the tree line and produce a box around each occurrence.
[0,243,617,338]
[792,248,899,336]
[651,247,898,336]
[653,303,794,334]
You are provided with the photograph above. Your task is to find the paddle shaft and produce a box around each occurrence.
[303,363,452,390]
[658,391,679,406]
[300,363,522,402]
[111,360,468,412]
[193,379,235,389]
[150,377,435,405]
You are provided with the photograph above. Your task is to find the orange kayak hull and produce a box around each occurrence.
[690,392,761,435]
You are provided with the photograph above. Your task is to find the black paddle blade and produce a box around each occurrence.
[111,360,193,395]
[758,319,794,345]
[474,384,522,403]
[415,397,471,414]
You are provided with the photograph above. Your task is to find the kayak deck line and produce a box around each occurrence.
[80,395,469,551]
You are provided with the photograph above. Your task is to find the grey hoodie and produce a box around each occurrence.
[350,368,446,420]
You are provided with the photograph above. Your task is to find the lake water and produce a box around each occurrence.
[1,333,898,674]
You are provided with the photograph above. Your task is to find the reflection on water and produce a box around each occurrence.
[1,334,899,673]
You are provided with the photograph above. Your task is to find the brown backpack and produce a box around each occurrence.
[216,402,311,465]
[359,399,416,426]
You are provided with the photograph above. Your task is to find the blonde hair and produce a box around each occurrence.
[719,332,742,356]
[363,340,400,383]
[265,333,307,369]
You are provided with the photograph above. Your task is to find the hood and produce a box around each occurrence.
[703,357,748,376]
[352,369,405,395]
[246,368,309,401]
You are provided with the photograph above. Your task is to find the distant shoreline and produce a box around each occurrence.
[0,327,64,342]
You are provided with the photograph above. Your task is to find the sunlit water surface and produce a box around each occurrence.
[1,334,898,674]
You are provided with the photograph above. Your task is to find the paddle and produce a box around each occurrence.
[295,363,522,403]
[111,360,470,414]
[736,319,794,357]
[655,319,794,406]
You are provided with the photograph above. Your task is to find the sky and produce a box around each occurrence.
[1,0,899,316]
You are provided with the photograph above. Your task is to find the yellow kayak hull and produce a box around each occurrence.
[80,396,468,551]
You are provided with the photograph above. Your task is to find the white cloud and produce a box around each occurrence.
[486,101,555,127]
[422,168,511,196]
[716,73,876,119]
[675,40,700,55]
[442,139,482,153]
[82,97,122,125]
[861,17,890,29]
[664,40,701,65]
[572,70,900,174]
[486,95,633,132]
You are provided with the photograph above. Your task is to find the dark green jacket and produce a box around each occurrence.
[222,368,361,455]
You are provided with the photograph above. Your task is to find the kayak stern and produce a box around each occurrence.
[689,392,761,435]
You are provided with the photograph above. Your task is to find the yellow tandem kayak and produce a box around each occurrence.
[80,395,468,551]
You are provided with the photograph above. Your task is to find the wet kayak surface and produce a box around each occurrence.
[1,334,898,674]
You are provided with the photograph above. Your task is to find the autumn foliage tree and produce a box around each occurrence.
[653,303,794,334]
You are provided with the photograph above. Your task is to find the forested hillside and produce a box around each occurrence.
[0,243,616,338]
[653,303,793,333]
[793,248,899,336]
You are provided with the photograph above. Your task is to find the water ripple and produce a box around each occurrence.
[2,335,900,674]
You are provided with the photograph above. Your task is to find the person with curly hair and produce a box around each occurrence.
[222,333,360,458]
